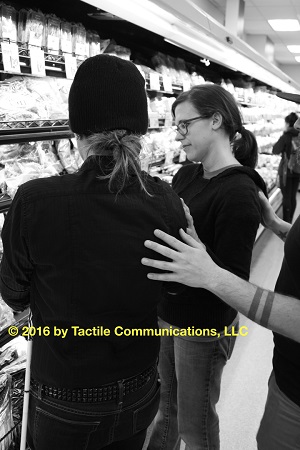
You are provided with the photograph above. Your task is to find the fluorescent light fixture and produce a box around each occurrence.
[268,20,300,31]
[288,45,300,53]
[295,56,300,63]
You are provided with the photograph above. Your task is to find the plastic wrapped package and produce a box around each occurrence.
[17,8,28,44]
[0,144,21,162]
[72,23,87,58]
[56,139,83,173]
[0,77,41,122]
[0,297,14,332]
[45,14,61,55]
[88,31,101,57]
[0,3,18,42]
[25,76,68,119]
[0,374,14,450]
[25,9,45,48]
[152,52,169,77]
[0,339,27,375]
[0,141,64,198]
[60,20,72,54]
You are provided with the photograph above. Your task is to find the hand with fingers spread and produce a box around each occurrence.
[180,198,202,245]
[142,228,219,289]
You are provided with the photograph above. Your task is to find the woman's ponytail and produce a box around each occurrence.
[84,130,152,196]
[232,127,258,169]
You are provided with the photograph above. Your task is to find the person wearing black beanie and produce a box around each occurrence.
[0,54,187,449]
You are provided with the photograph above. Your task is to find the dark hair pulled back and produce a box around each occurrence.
[285,112,298,128]
[172,84,258,168]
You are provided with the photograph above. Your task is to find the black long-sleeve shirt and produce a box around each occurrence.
[0,156,187,388]
[158,163,267,330]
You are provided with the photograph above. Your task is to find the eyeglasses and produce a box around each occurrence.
[175,116,206,137]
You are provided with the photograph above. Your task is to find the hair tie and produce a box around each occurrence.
[239,126,246,133]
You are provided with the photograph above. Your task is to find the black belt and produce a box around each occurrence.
[30,364,156,403]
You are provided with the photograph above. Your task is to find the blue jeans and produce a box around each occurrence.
[257,372,300,450]
[148,319,237,450]
[27,369,160,450]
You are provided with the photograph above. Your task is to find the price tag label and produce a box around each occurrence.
[163,75,172,92]
[61,39,72,54]
[149,73,160,91]
[30,47,46,77]
[165,150,174,166]
[76,42,86,56]
[64,53,78,79]
[29,30,43,48]
[183,79,191,92]
[1,42,21,73]
[47,35,59,54]
[149,113,159,128]
[164,113,173,127]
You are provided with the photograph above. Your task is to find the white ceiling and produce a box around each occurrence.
[212,0,300,65]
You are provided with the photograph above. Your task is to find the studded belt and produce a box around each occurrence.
[30,364,156,403]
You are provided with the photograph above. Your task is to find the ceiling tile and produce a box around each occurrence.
[244,20,273,33]
[250,0,293,6]
[258,6,297,20]
[244,5,265,20]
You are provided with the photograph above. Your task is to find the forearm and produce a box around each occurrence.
[209,267,300,342]
[268,216,292,242]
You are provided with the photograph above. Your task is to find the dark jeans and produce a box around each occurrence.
[27,369,160,450]
[280,176,299,223]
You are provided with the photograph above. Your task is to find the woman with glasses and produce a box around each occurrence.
[148,84,267,450]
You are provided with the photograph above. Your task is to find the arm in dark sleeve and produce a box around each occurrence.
[272,134,286,155]
[212,180,261,280]
[0,188,33,311]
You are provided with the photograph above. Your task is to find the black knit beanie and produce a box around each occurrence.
[68,54,148,135]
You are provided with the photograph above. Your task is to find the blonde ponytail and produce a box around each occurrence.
[84,130,152,196]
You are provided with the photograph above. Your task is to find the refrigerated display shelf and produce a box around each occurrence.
[0,119,69,131]
[0,39,87,77]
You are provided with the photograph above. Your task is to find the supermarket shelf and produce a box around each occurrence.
[0,130,74,144]
[0,119,73,143]
[0,119,69,131]
[0,40,87,78]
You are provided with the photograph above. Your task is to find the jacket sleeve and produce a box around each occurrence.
[0,187,33,311]
[273,135,286,155]
[210,180,261,280]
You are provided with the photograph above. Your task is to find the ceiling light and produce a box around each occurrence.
[268,20,300,31]
[288,45,300,53]
[295,56,300,63]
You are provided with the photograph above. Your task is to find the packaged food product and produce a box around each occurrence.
[88,30,101,57]
[56,139,83,173]
[0,3,18,42]
[72,23,87,58]
[0,297,14,332]
[60,20,72,54]
[45,14,61,55]
[25,9,45,48]
[17,8,28,44]
[0,374,13,450]
[0,77,41,122]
